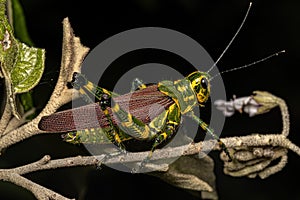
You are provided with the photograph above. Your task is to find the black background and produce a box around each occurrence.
[0,0,299,199]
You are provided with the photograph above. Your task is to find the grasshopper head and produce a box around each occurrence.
[187,71,211,106]
[70,72,88,90]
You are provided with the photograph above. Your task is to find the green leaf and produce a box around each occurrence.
[8,0,33,45]
[11,42,45,93]
[19,91,33,112]
[8,0,40,115]
[0,0,45,118]
[0,1,5,16]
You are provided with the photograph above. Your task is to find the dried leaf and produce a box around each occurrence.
[214,91,281,118]
[150,155,218,199]
[253,91,278,115]
[214,95,260,117]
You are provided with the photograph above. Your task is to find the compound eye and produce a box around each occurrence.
[200,77,208,90]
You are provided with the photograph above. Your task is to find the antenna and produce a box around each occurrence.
[207,2,252,74]
[209,50,285,81]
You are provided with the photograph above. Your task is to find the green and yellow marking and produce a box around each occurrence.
[67,71,232,165]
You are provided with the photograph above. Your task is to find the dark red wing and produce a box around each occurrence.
[38,85,174,132]
[114,85,174,124]
[38,103,106,132]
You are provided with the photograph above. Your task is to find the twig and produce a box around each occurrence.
[0,172,72,200]
[1,135,299,175]
[0,79,12,136]
[0,132,298,199]
[3,108,36,134]
[10,155,103,175]
[0,155,100,200]
[216,91,298,179]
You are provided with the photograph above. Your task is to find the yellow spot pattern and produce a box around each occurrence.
[161,132,168,140]
[85,82,94,91]
[112,104,120,112]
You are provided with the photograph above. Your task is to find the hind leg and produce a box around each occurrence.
[136,103,180,171]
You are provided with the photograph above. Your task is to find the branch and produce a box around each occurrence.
[0,18,89,151]
[0,172,72,200]
[0,79,13,135]
[215,91,298,179]
[0,131,299,199]
[2,135,300,173]
[0,155,101,200]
